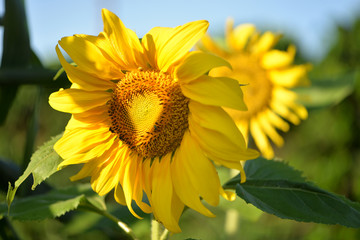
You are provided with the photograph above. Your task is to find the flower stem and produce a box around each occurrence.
[103,212,138,240]
[151,214,169,240]
[151,214,160,240]
[159,228,169,240]
[79,205,137,240]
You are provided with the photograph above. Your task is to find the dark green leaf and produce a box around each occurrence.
[223,157,305,189]
[6,134,63,208]
[28,134,62,191]
[236,180,360,228]
[1,184,105,221]
[244,157,306,181]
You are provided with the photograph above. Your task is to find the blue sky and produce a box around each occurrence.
[14,0,360,64]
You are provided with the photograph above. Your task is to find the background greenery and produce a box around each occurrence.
[0,0,360,239]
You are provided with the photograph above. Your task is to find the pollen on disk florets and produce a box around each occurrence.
[108,70,189,158]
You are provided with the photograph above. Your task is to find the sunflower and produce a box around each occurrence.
[49,9,258,232]
[198,19,311,159]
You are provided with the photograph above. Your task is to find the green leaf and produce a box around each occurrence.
[29,134,63,190]
[1,184,105,221]
[226,158,360,227]
[223,157,305,189]
[6,133,63,208]
[294,72,356,109]
[236,180,360,227]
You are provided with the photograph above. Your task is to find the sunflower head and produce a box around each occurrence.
[198,18,311,159]
[108,70,189,158]
[49,9,258,232]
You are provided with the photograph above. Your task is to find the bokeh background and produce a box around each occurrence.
[1,0,360,239]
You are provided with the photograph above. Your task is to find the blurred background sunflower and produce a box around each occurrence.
[198,19,311,159]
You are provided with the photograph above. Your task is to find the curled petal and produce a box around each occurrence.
[175,51,231,83]
[181,75,247,110]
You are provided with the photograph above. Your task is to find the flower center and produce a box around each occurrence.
[210,53,272,120]
[108,70,189,158]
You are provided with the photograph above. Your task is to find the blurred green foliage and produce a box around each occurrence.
[276,18,360,240]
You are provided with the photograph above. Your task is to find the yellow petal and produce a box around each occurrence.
[132,159,152,214]
[175,51,231,83]
[273,86,297,100]
[226,19,256,51]
[58,35,120,79]
[156,20,209,72]
[66,112,110,130]
[179,132,221,206]
[220,188,236,201]
[257,112,284,147]
[71,105,109,123]
[189,101,247,149]
[251,31,280,55]
[265,109,290,132]
[261,45,296,69]
[123,27,147,67]
[114,184,127,206]
[101,9,145,68]
[120,153,142,219]
[56,45,116,91]
[181,75,246,110]
[189,115,259,163]
[287,101,308,120]
[70,160,101,181]
[249,118,274,159]
[49,88,111,114]
[269,64,311,88]
[65,115,91,130]
[235,120,250,145]
[54,126,112,159]
[90,143,124,196]
[73,33,127,76]
[58,135,116,169]
[198,33,227,56]
[141,158,155,208]
[142,27,172,69]
[171,131,215,218]
[170,192,185,231]
[152,154,182,233]
[272,87,308,120]
[270,100,301,125]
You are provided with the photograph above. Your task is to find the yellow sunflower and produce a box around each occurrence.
[49,9,258,232]
[198,19,311,159]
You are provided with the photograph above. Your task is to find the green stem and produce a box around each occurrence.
[151,214,160,240]
[159,228,169,240]
[151,214,169,240]
[224,169,240,237]
[79,205,137,240]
